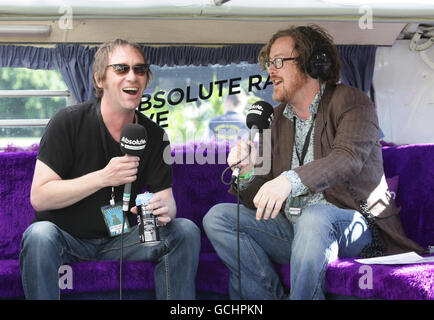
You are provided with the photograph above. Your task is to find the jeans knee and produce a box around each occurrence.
[22,221,59,249]
[203,203,231,235]
[20,222,63,266]
[297,205,331,230]
[202,205,216,234]
[170,218,200,248]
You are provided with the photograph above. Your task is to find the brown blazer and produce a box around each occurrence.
[231,83,423,255]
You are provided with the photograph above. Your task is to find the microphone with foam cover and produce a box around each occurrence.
[231,101,274,183]
[120,123,147,212]
[246,100,274,131]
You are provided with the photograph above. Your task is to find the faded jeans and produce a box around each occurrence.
[20,218,200,300]
[203,203,372,300]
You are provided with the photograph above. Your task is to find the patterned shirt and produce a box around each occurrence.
[237,83,335,223]
[280,83,336,223]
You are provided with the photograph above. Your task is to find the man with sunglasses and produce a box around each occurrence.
[203,25,422,300]
[20,39,201,300]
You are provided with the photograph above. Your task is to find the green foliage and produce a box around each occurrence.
[0,68,67,141]
[1,66,267,146]
[0,68,67,120]
[166,74,228,143]
[0,67,66,90]
[140,74,262,143]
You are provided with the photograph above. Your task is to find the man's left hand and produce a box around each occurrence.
[130,194,171,226]
[253,175,292,220]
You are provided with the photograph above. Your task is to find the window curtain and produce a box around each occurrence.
[142,44,263,66]
[55,44,98,103]
[0,44,97,103]
[0,45,57,70]
[337,45,377,94]
[0,44,264,103]
[1,43,377,101]
[337,45,383,139]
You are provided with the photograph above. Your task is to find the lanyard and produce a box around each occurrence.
[293,114,316,166]
[96,102,136,206]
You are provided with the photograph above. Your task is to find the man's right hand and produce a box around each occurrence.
[98,154,140,188]
[227,140,256,176]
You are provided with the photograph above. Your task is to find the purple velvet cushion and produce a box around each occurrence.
[0,255,229,298]
[325,256,434,299]
[278,257,434,300]
[0,260,24,298]
[0,152,37,260]
[0,259,157,298]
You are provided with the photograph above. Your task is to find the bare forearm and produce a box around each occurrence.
[31,170,104,211]
[31,156,139,212]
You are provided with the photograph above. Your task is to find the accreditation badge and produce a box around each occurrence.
[288,196,303,216]
[100,202,131,237]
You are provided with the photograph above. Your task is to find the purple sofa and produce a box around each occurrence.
[0,144,433,299]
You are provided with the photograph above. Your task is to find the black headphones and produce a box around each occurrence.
[296,26,333,150]
[297,26,332,80]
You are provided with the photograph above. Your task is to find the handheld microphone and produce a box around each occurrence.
[119,122,147,300]
[225,100,274,300]
[246,100,274,136]
[120,123,147,212]
[231,101,274,183]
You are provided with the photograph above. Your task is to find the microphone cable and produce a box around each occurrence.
[219,101,272,299]
[117,115,145,301]
[119,209,127,300]
[221,149,251,300]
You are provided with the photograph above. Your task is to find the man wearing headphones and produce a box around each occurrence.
[203,24,422,300]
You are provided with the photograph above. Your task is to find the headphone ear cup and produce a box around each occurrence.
[307,50,331,79]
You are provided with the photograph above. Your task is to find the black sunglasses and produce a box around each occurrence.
[106,63,149,75]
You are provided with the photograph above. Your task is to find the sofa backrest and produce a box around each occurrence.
[0,152,37,260]
[382,144,434,249]
[171,150,236,253]
[0,144,433,260]
[0,150,236,259]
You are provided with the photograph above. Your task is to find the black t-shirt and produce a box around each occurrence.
[35,98,172,239]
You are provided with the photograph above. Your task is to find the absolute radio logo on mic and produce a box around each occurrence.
[120,123,147,157]
[248,102,268,113]
[246,101,274,130]
[249,102,274,126]
[120,136,147,151]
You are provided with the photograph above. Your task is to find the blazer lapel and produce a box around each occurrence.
[274,103,294,175]
[314,83,335,160]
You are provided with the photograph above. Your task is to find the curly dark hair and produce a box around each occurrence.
[93,39,153,98]
[258,24,341,84]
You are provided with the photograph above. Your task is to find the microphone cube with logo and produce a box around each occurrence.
[245,100,274,146]
[246,101,274,131]
[120,123,147,157]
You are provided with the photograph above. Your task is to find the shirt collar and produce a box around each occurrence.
[283,82,326,122]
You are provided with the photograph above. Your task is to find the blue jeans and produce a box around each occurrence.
[20,218,200,300]
[203,203,372,300]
